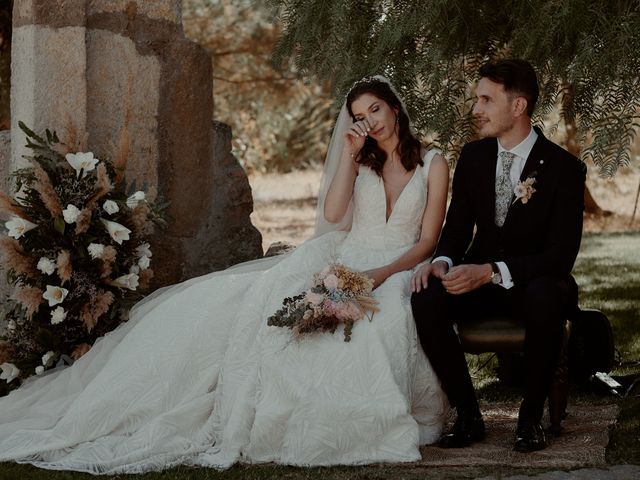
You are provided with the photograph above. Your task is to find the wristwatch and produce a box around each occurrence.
[489,262,502,285]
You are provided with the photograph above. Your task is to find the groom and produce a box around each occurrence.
[411,59,586,452]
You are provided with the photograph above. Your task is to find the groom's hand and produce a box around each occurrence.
[411,261,448,293]
[442,264,492,295]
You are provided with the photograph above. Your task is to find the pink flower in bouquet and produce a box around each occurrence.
[305,290,325,306]
[323,274,339,290]
[323,299,338,317]
[334,301,362,322]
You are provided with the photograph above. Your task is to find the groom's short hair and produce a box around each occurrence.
[479,59,539,117]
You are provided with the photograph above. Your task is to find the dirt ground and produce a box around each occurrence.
[249,164,640,253]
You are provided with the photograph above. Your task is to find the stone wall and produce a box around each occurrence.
[8,0,262,287]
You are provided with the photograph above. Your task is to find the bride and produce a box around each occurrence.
[0,76,449,473]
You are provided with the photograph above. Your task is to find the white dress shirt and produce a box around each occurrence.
[433,127,538,289]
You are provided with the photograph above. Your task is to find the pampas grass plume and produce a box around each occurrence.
[138,268,154,290]
[57,250,72,285]
[0,190,30,221]
[30,160,63,216]
[12,286,44,319]
[74,208,93,235]
[0,237,37,278]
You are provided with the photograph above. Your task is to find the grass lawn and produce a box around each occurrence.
[1,232,638,480]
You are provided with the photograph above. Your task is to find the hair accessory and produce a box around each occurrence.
[347,75,383,96]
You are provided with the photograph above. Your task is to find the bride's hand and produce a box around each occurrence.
[364,267,389,290]
[344,119,372,158]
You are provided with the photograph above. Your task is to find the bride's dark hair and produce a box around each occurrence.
[346,77,423,176]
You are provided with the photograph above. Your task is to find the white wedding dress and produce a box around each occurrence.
[0,151,447,474]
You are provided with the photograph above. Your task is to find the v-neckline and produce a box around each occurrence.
[382,165,420,224]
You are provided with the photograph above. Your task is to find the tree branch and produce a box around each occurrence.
[212,75,297,84]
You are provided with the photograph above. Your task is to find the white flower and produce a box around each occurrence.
[126,191,146,208]
[35,366,45,375]
[37,257,56,275]
[0,363,20,383]
[87,243,106,260]
[513,177,537,205]
[323,274,339,290]
[129,264,140,275]
[100,218,131,245]
[50,306,67,325]
[65,152,99,178]
[102,200,120,215]
[138,255,151,270]
[42,351,55,367]
[42,285,69,307]
[62,204,81,224]
[5,216,38,239]
[114,273,139,291]
[135,242,152,258]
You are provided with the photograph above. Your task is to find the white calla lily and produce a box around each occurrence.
[65,152,99,178]
[114,273,139,291]
[0,363,20,383]
[42,285,69,307]
[100,218,131,245]
[126,191,146,208]
[5,216,38,239]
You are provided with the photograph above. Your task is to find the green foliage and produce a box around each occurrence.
[270,0,640,174]
[182,0,334,173]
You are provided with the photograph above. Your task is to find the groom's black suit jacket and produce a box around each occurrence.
[435,127,586,286]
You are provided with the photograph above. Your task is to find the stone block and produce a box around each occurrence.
[86,28,160,190]
[13,0,85,29]
[87,0,182,27]
[10,24,87,169]
[0,130,10,191]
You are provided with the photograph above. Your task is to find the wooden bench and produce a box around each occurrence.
[457,317,570,434]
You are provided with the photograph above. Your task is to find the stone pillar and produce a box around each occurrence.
[11,0,87,169]
[9,0,263,287]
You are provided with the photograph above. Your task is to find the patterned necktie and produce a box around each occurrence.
[495,151,516,227]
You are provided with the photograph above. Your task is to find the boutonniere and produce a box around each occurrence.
[513,172,537,205]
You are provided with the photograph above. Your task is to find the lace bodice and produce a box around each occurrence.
[346,150,435,253]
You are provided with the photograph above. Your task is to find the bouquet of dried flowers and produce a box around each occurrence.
[0,122,168,393]
[267,264,379,342]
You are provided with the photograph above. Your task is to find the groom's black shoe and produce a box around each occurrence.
[438,412,485,448]
[513,419,547,452]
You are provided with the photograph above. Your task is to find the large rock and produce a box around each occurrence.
[8,0,263,287]
[182,121,263,275]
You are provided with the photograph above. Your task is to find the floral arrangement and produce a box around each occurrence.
[0,122,167,391]
[267,264,379,342]
[513,174,537,205]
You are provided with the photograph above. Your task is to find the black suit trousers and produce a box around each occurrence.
[411,275,571,422]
